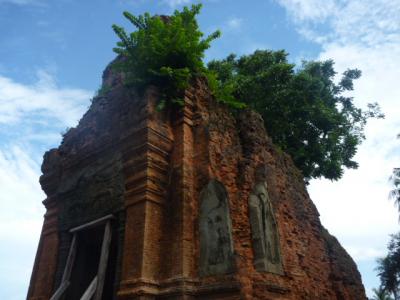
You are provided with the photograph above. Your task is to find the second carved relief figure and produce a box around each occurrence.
[199,180,235,276]
[249,181,283,274]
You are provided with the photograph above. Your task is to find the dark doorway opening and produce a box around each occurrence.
[65,225,103,299]
[50,215,117,300]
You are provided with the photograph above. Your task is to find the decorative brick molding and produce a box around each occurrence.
[27,59,367,300]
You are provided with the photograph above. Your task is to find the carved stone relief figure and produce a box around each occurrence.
[57,152,124,230]
[249,182,283,274]
[199,180,235,276]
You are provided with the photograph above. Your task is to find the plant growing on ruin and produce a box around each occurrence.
[112,4,244,110]
[208,51,384,180]
[112,5,383,181]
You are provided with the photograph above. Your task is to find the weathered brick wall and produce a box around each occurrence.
[28,59,366,300]
[186,78,366,299]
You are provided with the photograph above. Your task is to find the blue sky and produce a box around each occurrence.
[0,0,399,299]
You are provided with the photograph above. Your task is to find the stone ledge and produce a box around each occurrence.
[118,278,241,298]
[254,281,291,294]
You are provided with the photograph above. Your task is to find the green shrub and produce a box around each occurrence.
[112,5,383,181]
[208,51,384,180]
[112,4,243,109]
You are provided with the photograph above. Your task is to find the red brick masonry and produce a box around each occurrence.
[27,60,367,300]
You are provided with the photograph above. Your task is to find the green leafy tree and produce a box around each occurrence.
[112,4,245,109]
[389,167,400,213]
[371,286,394,300]
[112,6,382,181]
[208,50,384,180]
[376,233,400,300]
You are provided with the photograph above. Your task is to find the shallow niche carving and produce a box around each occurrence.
[58,153,124,229]
[199,180,235,276]
[249,181,283,274]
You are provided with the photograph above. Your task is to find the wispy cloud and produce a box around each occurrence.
[227,17,243,30]
[276,0,400,46]
[347,247,387,262]
[0,71,91,299]
[0,0,44,6]
[277,0,337,23]
[0,70,91,126]
[162,0,191,8]
[0,145,44,300]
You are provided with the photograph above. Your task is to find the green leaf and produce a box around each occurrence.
[208,50,383,180]
[112,4,223,110]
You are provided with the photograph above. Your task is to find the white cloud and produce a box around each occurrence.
[162,0,191,8]
[277,0,338,22]
[347,247,387,262]
[0,71,91,299]
[227,17,243,30]
[277,0,400,46]
[277,0,400,295]
[0,145,44,241]
[0,145,45,300]
[0,0,43,5]
[0,70,91,126]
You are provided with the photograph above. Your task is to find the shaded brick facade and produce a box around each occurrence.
[27,60,367,300]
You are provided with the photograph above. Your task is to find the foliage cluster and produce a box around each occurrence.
[390,168,400,212]
[376,233,400,300]
[373,158,400,300]
[371,286,394,300]
[112,4,383,181]
[112,4,243,110]
[208,51,384,180]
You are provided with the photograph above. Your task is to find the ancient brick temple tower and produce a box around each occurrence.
[27,59,367,300]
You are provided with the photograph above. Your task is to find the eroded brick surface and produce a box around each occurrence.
[28,60,366,300]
